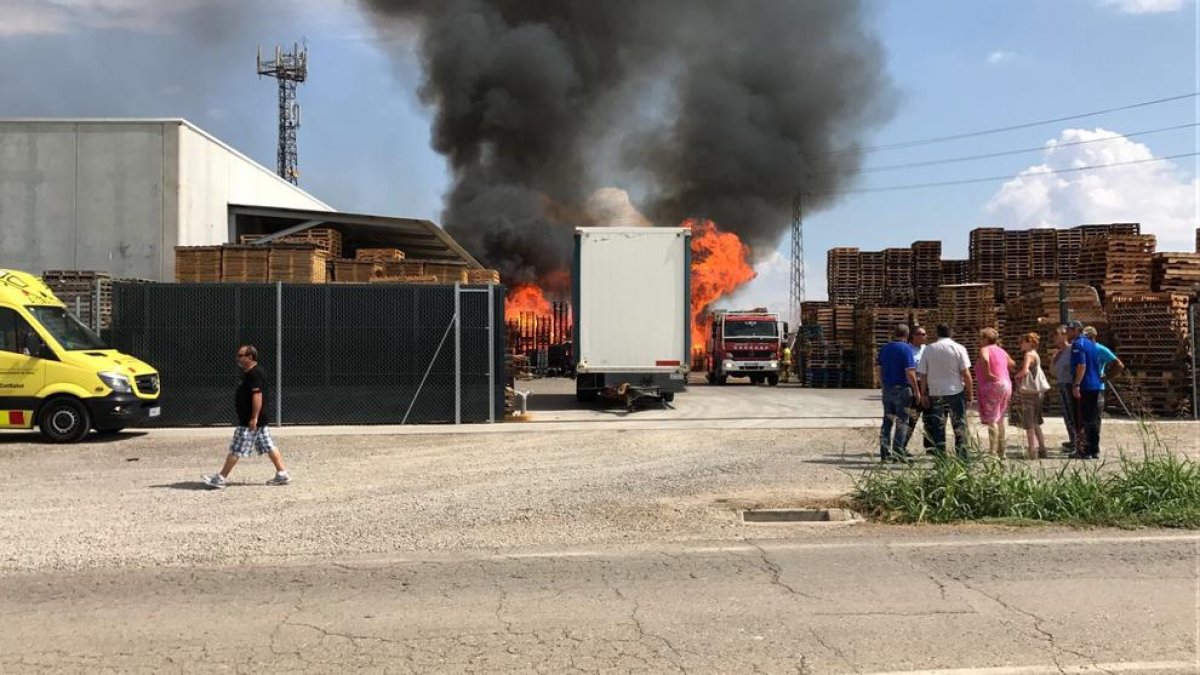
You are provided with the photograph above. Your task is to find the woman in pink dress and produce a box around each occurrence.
[976,327,1016,458]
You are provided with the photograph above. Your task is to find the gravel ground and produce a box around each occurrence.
[1,421,1196,573]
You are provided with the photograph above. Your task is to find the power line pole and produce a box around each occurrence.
[789,191,806,326]
[257,43,308,185]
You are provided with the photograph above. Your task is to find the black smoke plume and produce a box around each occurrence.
[361,0,894,286]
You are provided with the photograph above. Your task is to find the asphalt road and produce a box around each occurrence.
[2,532,1195,673]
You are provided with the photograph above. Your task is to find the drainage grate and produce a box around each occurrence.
[740,508,860,523]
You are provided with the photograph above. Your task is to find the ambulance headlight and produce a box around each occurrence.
[98,372,133,393]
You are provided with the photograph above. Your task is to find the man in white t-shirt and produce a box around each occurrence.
[916,324,974,459]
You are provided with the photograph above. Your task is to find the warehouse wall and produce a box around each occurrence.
[0,121,167,279]
[176,124,332,250]
[0,120,332,281]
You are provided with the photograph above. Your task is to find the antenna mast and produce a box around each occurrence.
[256,42,308,185]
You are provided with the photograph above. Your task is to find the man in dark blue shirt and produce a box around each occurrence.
[876,323,920,462]
[1067,320,1103,459]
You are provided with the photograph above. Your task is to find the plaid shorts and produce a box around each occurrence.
[229,426,277,458]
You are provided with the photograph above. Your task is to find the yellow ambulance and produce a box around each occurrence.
[0,269,161,442]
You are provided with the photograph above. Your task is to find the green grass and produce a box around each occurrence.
[851,445,1200,529]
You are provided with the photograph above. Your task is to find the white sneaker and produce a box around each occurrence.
[201,473,227,489]
[266,473,290,486]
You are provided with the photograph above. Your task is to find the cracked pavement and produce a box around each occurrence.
[1,534,1195,673]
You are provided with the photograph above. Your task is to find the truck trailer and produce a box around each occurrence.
[572,227,692,405]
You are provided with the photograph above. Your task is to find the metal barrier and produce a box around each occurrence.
[110,282,505,426]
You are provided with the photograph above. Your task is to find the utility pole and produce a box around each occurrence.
[257,42,308,185]
[789,191,806,326]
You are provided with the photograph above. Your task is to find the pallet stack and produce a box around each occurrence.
[1077,234,1156,302]
[41,271,114,331]
[332,259,383,282]
[858,251,885,307]
[833,305,856,351]
[826,248,861,306]
[354,247,405,262]
[175,246,222,282]
[854,307,911,388]
[1003,229,1031,289]
[1029,228,1058,280]
[1106,292,1193,417]
[938,283,996,344]
[220,246,270,282]
[940,259,970,286]
[969,228,1005,300]
[240,228,344,259]
[804,344,856,388]
[466,269,502,284]
[1002,281,1106,387]
[883,248,915,307]
[1056,229,1084,282]
[268,244,329,283]
[1151,252,1200,299]
[911,241,941,309]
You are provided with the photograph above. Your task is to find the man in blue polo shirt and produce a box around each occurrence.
[877,323,920,462]
[1068,320,1103,459]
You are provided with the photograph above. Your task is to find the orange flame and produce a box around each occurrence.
[505,284,553,318]
[685,218,756,353]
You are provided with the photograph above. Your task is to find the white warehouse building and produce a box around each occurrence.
[0,119,334,280]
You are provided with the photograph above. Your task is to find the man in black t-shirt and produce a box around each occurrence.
[202,345,291,489]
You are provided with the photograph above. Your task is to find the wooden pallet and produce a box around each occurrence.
[1003,230,1031,282]
[858,251,885,307]
[370,275,442,284]
[1028,228,1058,279]
[854,306,911,388]
[911,240,941,309]
[220,245,270,282]
[882,248,914,307]
[268,245,329,283]
[940,259,970,286]
[354,247,405,262]
[175,246,222,282]
[938,283,997,343]
[826,247,861,306]
[332,259,383,283]
[1078,234,1156,302]
[241,228,343,258]
[1151,252,1200,297]
[466,269,502,284]
[42,271,115,329]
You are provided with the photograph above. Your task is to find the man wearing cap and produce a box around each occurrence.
[1067,321,1103,459]
[1083,325,1125,412]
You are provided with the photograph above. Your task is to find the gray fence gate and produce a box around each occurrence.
[110,282,505,426]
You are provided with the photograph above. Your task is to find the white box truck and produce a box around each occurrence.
[572,227,692,405]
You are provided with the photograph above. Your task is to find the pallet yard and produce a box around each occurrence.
[806,224,1200,418]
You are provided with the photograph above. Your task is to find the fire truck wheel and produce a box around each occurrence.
[706,372,716,385]
[767,374,779,386]
[716,375,728,386]
[662,392,675,403]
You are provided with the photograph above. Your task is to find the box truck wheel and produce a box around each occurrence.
[39,397,91,443]
[577,389,597,403]
[767,374,779,386]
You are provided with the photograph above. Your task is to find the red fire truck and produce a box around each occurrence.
[704,308,786,386]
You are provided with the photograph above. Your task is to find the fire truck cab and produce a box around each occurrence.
[705,308,786,386]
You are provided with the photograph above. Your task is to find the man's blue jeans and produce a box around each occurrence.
[927,392,969,458]
[880,385,913,460]
[1058,383,1076,447]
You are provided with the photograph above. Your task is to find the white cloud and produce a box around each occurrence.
[985,128,1198,251]
[0,0,345,35]
[0,0,72,36]
[985,50,1017,66]
[1099,0,1190,13]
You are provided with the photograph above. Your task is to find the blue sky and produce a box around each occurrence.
[2,0,1196,313]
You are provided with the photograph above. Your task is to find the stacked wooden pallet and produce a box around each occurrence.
[833,305,856,351]
[854,307,911,388]
[1106,292,1193,417]
[826,247,861,306]
[969,228,1005,299]
[393,262,470,283]
[268,245,329,283]
[938,283,996,344]
[240,228,343,258]
[41,271,114,330]
[800,301,829,328]
[1056,228,1084,282]
[858,251,885,307]
[466,269,502,284]
[804,344,856,388]
[354,247,405,262]
[883,248,915,307]
[175,246,222,282]
[940,259,970,286]
[1077,234,1156,301]
[1151,252,1200,298]
[220,246,270,282]
[1003,230,1031,284]
[911,241,941,308]
[1029,228,1058,279]
[1002,281,1106,384]
[332,259,383,282]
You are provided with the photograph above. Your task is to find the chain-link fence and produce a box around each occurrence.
[110,282,504,426]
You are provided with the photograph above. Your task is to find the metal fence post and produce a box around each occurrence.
[276,281,283,426]
[1192,303,1198,422]
[454,282,462,425]
[487,283,495,423]
[94,278,102,332]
